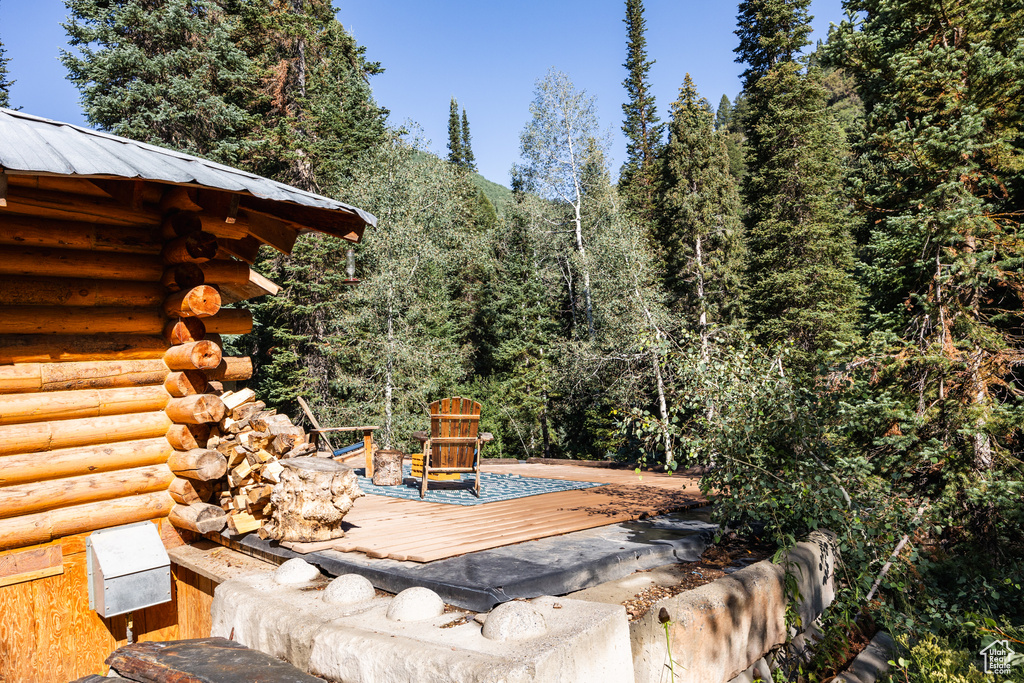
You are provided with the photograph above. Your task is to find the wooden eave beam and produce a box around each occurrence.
[239,194,367,243]
[218,268,282,305]
[88,178,149,211]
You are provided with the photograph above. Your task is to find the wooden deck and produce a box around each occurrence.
[282,463,705,563]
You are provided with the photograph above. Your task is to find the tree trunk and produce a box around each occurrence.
[650,348,674,467]
[383,306,395,449]
[630,265,675,468]
[572,201,595,340]
[264,458,364,543]
[694,235,709,363]
[540,389,552,459]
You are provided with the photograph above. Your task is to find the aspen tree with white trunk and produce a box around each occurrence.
[518,69,608,342]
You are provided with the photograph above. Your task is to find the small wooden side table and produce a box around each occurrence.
[310,426,381,476]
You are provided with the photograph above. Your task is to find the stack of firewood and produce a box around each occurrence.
[204,388,316,536]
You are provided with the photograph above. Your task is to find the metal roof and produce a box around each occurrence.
[0,108,376,229]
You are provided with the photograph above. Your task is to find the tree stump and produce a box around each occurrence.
[372,449,403,486]
[264,458,363,543]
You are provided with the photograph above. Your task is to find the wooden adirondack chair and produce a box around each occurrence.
[413,397,493,498]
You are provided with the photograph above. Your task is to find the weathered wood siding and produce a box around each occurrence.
[0,523,217,682]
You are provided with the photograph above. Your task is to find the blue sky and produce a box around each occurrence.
[1,0,846,185]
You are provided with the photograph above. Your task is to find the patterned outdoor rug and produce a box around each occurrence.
[353,464,607,506]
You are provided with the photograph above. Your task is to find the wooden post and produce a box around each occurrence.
[364,428,375,477]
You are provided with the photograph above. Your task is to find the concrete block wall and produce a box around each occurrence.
[630,531,839,683]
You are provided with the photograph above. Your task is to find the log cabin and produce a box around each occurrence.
[0,108,375,681]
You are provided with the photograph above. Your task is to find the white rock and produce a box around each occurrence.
[323,574,375,605]
[482,601,547,641]
[385,586,444,622]
[274,558,321,585]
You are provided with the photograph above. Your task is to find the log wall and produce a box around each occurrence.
[0,176,262,682]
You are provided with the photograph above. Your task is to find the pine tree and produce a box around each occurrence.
[447,97,463,165]
[828,0,1024,474]
[0,34,13,109]
[460,108,476,171]
[721,93,748,182]
[655,74,745,354]
[619,0,663,218]
[735,0,859,364]
[62,0,256,163]
[715,94,732,131]
[233,0,388,190]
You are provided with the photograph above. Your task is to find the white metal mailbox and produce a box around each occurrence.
[87,522,171,618]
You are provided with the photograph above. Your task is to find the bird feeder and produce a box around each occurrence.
[342,247,360,285]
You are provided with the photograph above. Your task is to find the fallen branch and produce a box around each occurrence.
[865,504,927,603]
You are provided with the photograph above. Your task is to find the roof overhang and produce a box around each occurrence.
[0,108,376,254]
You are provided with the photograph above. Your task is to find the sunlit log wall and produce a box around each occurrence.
[0,176,256,681]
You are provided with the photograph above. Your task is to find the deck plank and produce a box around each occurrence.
[295,463,705,562]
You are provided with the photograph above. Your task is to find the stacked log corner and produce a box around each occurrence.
[0,183,257,550]
[160,212,229,536]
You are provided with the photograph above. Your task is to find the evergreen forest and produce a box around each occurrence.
[7,0,1021,677]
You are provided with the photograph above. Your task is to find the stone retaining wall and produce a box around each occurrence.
[630,531,838,683]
